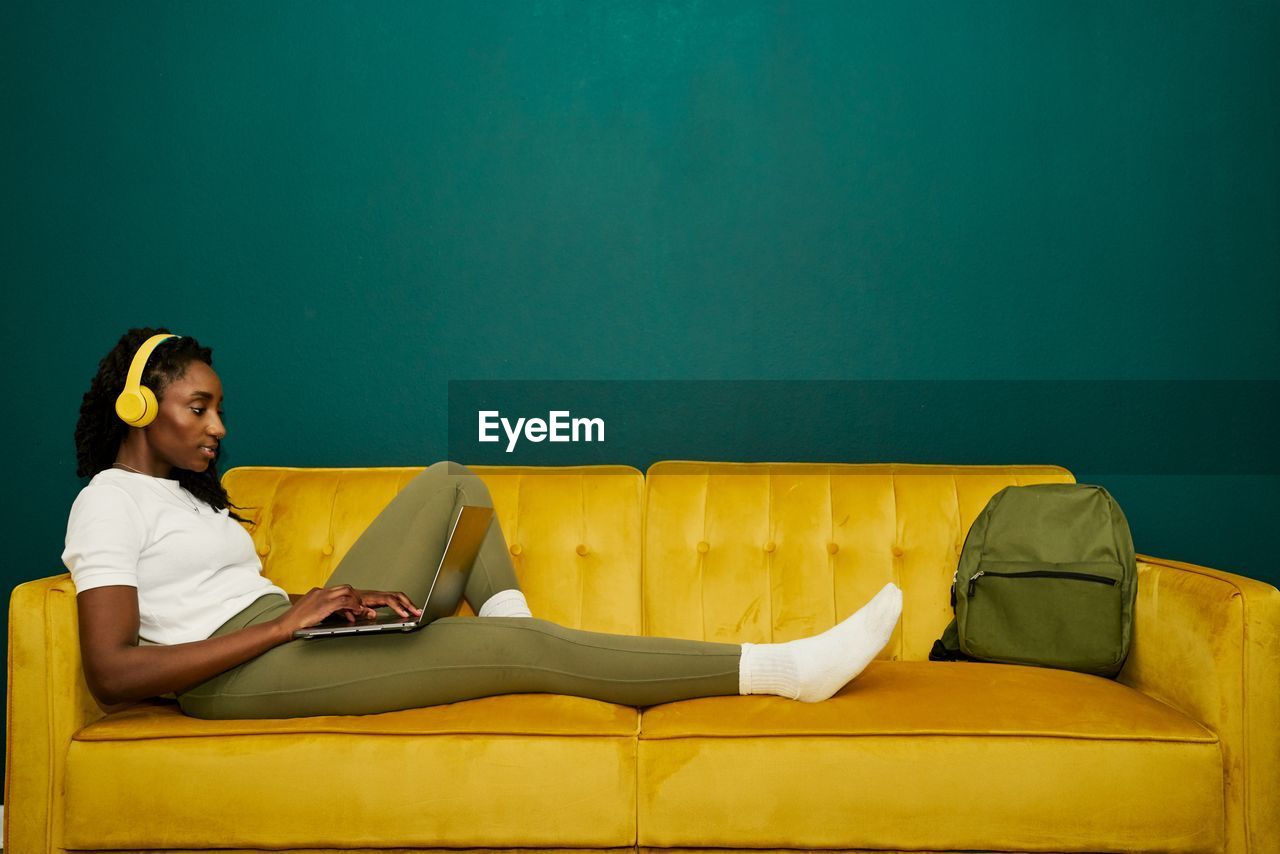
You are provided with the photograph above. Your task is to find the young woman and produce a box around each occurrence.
[63,327,903,720]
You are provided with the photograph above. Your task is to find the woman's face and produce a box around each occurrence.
[146,360,227,472]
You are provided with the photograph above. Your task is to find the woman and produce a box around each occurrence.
[63,327,903,720]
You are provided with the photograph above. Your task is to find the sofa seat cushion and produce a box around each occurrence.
[638,660,1224,853]
[65,694,639,850]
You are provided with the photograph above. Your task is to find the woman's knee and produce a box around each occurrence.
[433,461,493,505]
[413,461,492,502]
[427,459,475,477]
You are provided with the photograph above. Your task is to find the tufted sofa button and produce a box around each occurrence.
[696,541,710,554]
[763,541,776,553]
[827,542,840,555]
[575,543,589,557]
[321,544,334,556]
[510,544,523,556]
[891,546,904,557]
[258,544,270,556]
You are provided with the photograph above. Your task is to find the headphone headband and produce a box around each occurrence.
[115,333,183,428]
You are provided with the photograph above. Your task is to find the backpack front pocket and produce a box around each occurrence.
[961,560,1124,670]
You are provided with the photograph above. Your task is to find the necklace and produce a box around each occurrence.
[111,463,203,514]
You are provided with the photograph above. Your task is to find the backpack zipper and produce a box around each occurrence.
[969,569,1117,597]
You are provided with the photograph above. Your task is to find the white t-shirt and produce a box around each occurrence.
[61,467,290,646]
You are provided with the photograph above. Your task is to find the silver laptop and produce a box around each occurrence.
[293,505,495,639]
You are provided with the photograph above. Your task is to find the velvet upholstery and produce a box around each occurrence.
[6,462,1277,853]
[637,660,1221,851]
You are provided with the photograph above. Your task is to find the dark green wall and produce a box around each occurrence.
[3,0,1277,793]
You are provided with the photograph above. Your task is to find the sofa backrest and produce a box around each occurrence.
[219,465,646,635]
[221,462,1074,660]
[642,462,1074,661]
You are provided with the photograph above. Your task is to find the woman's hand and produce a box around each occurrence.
[348,587,422,621]
[269,585,422,641]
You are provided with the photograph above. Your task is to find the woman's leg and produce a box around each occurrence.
[176,580,904,720]
[177,582,903,719]
[176,601,742,719]
[322,460,522,614]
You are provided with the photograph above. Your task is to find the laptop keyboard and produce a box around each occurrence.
[322,610,414,627]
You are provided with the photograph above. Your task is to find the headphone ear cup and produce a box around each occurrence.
[115,389,144,425]
[133,385,160,427]
[115,385,159,427]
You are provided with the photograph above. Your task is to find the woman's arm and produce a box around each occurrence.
[77,585,373,709]
[76,585,292,707]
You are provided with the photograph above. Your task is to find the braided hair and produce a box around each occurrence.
[73,327,255,526]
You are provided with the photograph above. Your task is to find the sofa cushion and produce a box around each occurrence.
[638,660,1224,853]
[65,694,639,850]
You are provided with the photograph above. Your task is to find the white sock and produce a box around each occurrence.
[478,588,533,618]
[739,582,903,703]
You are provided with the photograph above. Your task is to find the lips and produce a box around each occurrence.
[199,445,218,459]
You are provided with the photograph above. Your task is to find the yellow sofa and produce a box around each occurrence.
[6,462,1278,854]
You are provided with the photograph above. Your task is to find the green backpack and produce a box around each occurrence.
[929,483,1138,678]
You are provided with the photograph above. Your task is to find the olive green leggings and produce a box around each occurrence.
[177,462,742,719]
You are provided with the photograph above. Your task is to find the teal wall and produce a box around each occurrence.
[3,0,1277,792]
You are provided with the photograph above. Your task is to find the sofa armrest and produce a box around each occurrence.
[6,572,107,854]
[1117,555,1280,854]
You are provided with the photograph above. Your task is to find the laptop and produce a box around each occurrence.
[293,504,495,639]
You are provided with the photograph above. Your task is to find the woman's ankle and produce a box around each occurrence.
[739,583,901,702]
[478,588,533,618]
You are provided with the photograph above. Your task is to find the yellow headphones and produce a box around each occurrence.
[115,333,183,428]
